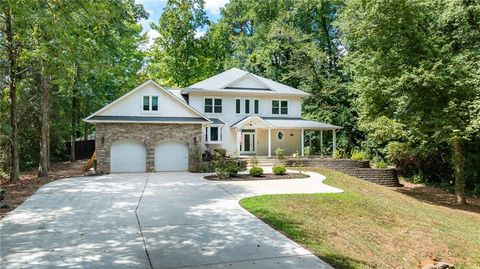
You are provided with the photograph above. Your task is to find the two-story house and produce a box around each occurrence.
[84,68,341,173]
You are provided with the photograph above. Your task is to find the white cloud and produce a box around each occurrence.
[204,0,229,16]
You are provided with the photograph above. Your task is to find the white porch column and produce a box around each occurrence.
[236,128,241,155]
[301,129,304,156]
[268,128,272,157]
[320,130,323,155]
[332,129,336,155]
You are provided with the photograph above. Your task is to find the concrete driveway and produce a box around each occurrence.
[0,170,341,269]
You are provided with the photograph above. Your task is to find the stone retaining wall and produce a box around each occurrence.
[284,158,399,187]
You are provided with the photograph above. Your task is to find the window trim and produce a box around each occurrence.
[277,131,284,140]
[142,95,160,112]
[235,98,241,114]
[253,99,260,114]
[272,99,288,115]
[245,99,251,114]
[204,97,223,114]
[205,124,223,144]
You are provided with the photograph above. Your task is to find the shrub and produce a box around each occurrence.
[214,158,239,179]
[275,148,285,159]
[0,187,5,201]
[410,174,425,184]
[351,150,368,161]
[250,156,259,167]
[249,166,264,177]
[214,148,227,157]
[375,161,387,169]
[189,148,202,172]
[303,146,311,158]
[333,150,341,159]
[272,164,286,175]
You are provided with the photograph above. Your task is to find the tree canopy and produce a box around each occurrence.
[1,0,479,203]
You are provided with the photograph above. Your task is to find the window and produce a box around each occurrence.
[235,99,241,114]
[143,96,159,111]
[277,131,284,140]
[204,98,213,113]
[143,96,149,111]
[272,100,279,114]
[254,99,259,114]
[205,98,222,113]
[245,99,250,114]
[272,100,288,115]
[205,126,222,143]
[151,96,158,111]
[280,100,288,114]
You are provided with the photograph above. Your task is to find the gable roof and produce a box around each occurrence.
[183,68,309,96]
[84,80,210,123]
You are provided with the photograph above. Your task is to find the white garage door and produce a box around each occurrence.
[155,141,188,171]
[110,140,146,173]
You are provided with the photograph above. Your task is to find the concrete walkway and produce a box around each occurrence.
[0,170,342,269]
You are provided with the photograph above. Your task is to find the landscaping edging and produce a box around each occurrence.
[284,158,400,187]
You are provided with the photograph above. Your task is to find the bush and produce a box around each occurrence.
[250,156,259,167]
[303,146,311,158]
[375,161,387,169]
[351,150,368,161]
[214,158,239,179]
[275,148,285,159]
[214,148,227,157]
[0,187,5,201]
[272,164,286,175]
[410,173,425,184]
[249,166,264,177]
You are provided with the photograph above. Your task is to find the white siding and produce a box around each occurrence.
[227,76,267,89]
[189,92,303,155]
[98,84,199,118]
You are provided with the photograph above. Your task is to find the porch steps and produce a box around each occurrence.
[243,157,281,167]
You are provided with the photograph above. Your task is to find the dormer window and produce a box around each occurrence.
[204,98,222,113]
[143,96,159,111]
[272,100,288,115]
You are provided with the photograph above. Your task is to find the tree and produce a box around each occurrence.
[338,0,480,204]
[148,0,210,87]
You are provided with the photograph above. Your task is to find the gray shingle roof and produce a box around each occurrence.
[209,118,224,124]
[183,68,309,96]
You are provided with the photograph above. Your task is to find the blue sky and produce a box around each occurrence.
[135,0,229,46]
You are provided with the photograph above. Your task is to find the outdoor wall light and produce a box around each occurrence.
[193,136,197,145]
[101,136,105,144]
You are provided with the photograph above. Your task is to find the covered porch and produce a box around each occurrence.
[231,116,342,157]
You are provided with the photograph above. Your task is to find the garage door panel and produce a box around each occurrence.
[155,141,188,172]
[111,141,146,173]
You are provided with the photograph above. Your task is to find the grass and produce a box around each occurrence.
[240,168,480,269]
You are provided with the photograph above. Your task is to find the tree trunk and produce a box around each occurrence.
[38,70,51,177]
[452,137,467,205]
[5,5,20,182]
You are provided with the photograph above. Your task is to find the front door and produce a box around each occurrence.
[241,132,256,154]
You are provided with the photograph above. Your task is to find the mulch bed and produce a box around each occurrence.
[204,173,310,181]
[0,160,87,219]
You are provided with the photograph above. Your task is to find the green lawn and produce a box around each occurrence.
[240,168,480,269]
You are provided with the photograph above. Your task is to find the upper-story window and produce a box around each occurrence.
[236,98,259,114]
[245,99,250,114]
[205,98,222,113]
[143,96,159,111]
[272,100,288,115]
[235,99,241,114]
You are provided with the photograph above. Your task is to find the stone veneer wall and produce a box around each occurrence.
[284,158,399,187]
[95,123,202,173]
